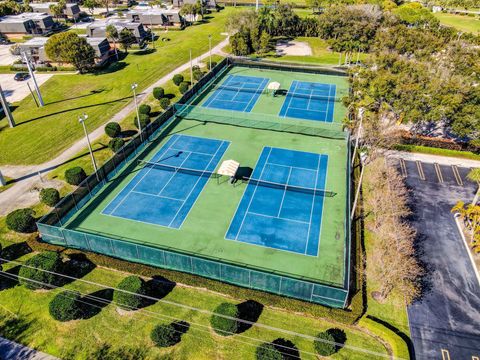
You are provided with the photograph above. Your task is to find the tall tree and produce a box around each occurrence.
[118,28,135,53]
[49,0,66,21]
[45,32,95,72]
[106,24,119,60]
[83,0,98,15]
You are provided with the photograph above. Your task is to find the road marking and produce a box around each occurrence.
[434,163,444,183]
[399,158,407,177]
[452,165,463,186]
[441,349,451,360]
[416,161,426,181]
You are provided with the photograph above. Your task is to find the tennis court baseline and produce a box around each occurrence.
[226,147,328,256]
[203,74,269,112]
[102,134,229,229]
[279,81,336,122]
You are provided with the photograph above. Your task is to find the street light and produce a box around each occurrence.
[78,113,99,181]
[208,34,212,71]
[131,83,143,141]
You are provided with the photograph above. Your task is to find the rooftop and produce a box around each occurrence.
[0,12,51,23]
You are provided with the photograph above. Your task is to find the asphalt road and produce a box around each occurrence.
[395,159,480,359]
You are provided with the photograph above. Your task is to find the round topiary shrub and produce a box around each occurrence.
[49,290,83,321]
[133,114,151,129]
[108,137,125,152]
[113,275,147,311]
[6,208,36,233]
[105,122,121,138]
[172,74,184,86]
[193,70,203,81]
[210,302,239,336]
[153,87,165,100]
[18,251,63,290]
[159,97,170,110]
[138,104,151,115]
[314,330,336,356]
[65,167,87,186]
[255,342,283,360]
[179,82,189,94]
[39,188,60,207]
[151,324,180,347]
[192,65,200,72]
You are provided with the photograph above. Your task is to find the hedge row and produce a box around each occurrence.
[398,130,480,153]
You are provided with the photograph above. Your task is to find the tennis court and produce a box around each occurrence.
[226,147,328,256]
[203,74,269,112]
[279,81,336,122]
[102,134,229,229]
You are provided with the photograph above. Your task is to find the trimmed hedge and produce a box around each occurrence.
[105,122,121,138]
[113,275,147,310]
[138,104,151,115]
[153,87,165,100]
[39,188,60,207]
[151,324,180,347]
[172,74,184,86]
[6,208,36,233]
[256,343,283,360]
[159,97,170,109]
[49,290,83,321]
[179,82,189,94]
[133,114,151,129]
[18,251,63,290]
[108,138,125,153]
[314,331,336,356]
[193,70,203,81]
[65,167,87,186]
[208,61,218,70]
[210,302,239,336]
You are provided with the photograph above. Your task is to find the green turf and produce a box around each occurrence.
[62,68,349,287]
[433,12,480,33]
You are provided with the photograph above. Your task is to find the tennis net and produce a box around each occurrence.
[138,160,215,178]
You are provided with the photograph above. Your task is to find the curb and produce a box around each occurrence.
[453,214,480,287]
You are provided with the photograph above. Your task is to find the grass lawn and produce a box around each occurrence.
[433,12,480,33]
[0,9,234,166]
[0,177,14,194]
[0,252,389,359]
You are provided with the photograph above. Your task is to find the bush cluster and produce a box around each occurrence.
[104,122,121,138]
[113,275,147,310]
[179,82,189,94]
[172,74,184,86]
[210,302,239,336]
[49,290,83,321]
[6,208,36,233]
[159,97,170,110]
[40,188,60,207]
[108,138,125,152]
[18,251,63,290]
[255,343,283,360]
[153,87,164,100]
[138,104,151,115]
[150,324,180,347]
[133,114,151,129]
[65,167,87,186]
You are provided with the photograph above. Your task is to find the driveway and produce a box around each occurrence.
[394,158,480,359]
[0,73,53,103]
[0,45,18,66]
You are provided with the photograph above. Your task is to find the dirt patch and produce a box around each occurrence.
[276,40,312,56]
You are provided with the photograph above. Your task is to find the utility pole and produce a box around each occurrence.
[208,35,212,70]
[0,170,5,186]
[78,113,100,181]
[22,52,44,107]
[131,83,143,141]
[0,84,15,128]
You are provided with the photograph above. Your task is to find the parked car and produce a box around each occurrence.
[0,37,10,45]
[14,72,29,81]
[80,16,94,22]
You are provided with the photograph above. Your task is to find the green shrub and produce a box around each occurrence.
[138,104,151,115]
[210,302,239,336]
[159,97,170,109]
[65,167,87,185]
[133,114,151,129]
[314,331,336,356]
[113,275,147,310]
[6,208,36,233]
[151,324,180,347]
[172,74,184,86]
[49,290,83,321]
[193,70,203,81]
[39,188,60,207]
[255,343,283,360]
[104,122,121,138]
[18,251,63,290]
[208,61,218,70]
[179,82,189,94]
[108,138,125,152]
[153,87,165,100]
[192,65,200,72]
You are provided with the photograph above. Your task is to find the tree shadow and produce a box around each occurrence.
[132,48,156,56]
[81,288,113,319]
[164,93,176,100]
[58,253,96,286]
[326,328,347,352]
[0,242,32,261]
[0,265,21,291]
[93,61,128,75]
[236,300,263,334]
[172,320,190,336]
[143,275,176,307]
[46,88,107,106]
[121,129,138,138]
[271,338,300,360]
[0,314,37,344]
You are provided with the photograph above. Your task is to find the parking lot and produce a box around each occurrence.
[0,45,18,66]
[0,73,53,103]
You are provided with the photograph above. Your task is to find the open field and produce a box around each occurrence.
[433,12,480,33]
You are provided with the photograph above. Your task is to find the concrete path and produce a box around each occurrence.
[0,337,58,360]
[0,37,229,216]
[386,149,480,168]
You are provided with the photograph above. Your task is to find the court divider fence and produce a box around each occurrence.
[37,58,351,309]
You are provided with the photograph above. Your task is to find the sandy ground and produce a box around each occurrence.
[0,73,53,103]
[276,40,312,56]
[0,45,19,66]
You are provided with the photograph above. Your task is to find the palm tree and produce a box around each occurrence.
[258,7,275,35]
[467,168,480,206]
[106,24,119,60]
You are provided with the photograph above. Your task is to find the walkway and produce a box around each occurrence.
[0,37,229,216]
[0,337,58,360]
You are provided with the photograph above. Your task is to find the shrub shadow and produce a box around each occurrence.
[121,129,138,138]
[326,328,347,352]
[143,275,176,307]
[0,242,32,261]
[81,288,114,319]
[0,265,21,291]
[271,338,300,360]
[94,61,128,75]
[58,253,96,286]
[236,300,263,334]
[172,320,190,336]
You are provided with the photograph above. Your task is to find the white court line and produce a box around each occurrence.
[324,84,332,121]
[277,166,292,218]
[247,211,310,225]
[281,80,299,118]
[267,161,318,173]
[155,151,192,196]
[243,77,270,112]
[203,75,233,107]
[131,190,185,202]
[314,154,329,256]
[304,155,321,255]
[169,146,216,156]
[327,84,337,122]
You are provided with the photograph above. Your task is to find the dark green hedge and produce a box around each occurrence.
[210,302,239,336]
[133,114,151,129]
[256,343,283,360]
[49,290,83,321]
[159,97,170,109]
[113,275,147,310]
[138,104,151,115]
[314,331,336,356]
[65,167,87,186]
[18,251,63,290]
[105,122,121,138]
[179,82,189,94]
[6,208,36,233]
[153,87,165,100]
[108,138,125,153]
[172,74,184,86]
[151,324,180,347]
[39,188,60,207]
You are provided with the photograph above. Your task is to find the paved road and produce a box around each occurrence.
[392,158,480,359]
[0,337,58,360]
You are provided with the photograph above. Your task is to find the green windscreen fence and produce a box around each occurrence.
[37,58,351,309]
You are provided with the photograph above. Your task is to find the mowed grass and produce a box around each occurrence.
[433,12,480,33]
[0,253,389,360]
[0,9,233,166]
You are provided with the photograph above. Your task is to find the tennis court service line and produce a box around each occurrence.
[434,163,444,183]
[416,160,426,181]
[451,165,463,186]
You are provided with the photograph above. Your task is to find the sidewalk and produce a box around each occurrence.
[0,37,229,216]
[0,337,58,360]
[385,149,480,168]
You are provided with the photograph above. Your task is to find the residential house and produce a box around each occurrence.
[87,19,147,43]
[30,2,81,20]
[125,8,184,27]
[0,13,55,36]
[173,0,216,10]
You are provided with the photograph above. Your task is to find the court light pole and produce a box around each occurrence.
[0,170,6,187]
[22,52,44,107]
[0,84,15,128]
[189,49,193,84]
[78,113,100,181]
[131,83,143,142]
[208,35,212,70]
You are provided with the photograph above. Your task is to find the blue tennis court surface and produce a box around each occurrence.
[102,134,229,229]
[226,147,328,256]
[279,81,336,122]
[203,75,269,112]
